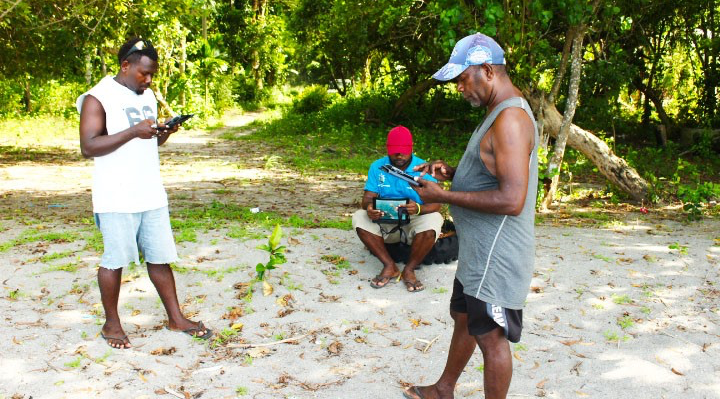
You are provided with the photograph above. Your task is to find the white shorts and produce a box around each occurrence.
[352,209,443,244]
[94,206,179,269]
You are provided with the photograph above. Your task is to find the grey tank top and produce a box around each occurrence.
[450,97,538,309]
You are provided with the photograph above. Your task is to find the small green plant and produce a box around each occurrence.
[64,356,83,368]
[95,349,113,364]
[280,272,303,291]
[236,386,249,396]
[263,154,282,170]
[211,328,239,348]
[321,254,351,269]
[475,365,485,372]
[514,343,528,351]
[243,354,253,365]
[640,306,651,315]
[574,288,585,298]
[592,254,613,262]
[592,303,605,310]
[432,287,448,294]
[611,294,633,305]
[668,242,689,255]
[603,330,630,343]
[617,315,635,330]
[255,224,286,281]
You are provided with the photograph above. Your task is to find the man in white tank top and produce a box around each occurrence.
[77,38,212,349]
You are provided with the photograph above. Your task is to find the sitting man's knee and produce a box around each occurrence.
[416,229,436,239]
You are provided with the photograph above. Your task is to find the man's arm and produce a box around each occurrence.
[414,108,534,216]
[79,95,158,158]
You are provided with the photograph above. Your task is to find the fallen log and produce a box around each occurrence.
[528,93,649,201]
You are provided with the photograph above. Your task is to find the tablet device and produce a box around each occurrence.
[160,114,194,130]
[372,198,410,224]
[380,164,422,186]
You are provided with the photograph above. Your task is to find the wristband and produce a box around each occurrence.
[416,204,422,215]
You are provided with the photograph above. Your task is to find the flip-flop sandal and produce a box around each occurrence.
[101,332,131,349]
[403,279,425,293]
[167,321,214,340]
[370,274,399,289]
[403,386,426,399]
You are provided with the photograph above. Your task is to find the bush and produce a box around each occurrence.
[290,85,336,114]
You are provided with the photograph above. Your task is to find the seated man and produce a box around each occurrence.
[352,126,444,292]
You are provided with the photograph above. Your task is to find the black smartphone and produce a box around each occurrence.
[380,164,422,187]
[160,114,194,130]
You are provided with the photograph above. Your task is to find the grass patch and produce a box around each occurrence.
[0,228,80,252]
[39,250,74,263]
[45,261,80,273]
[173,201,351,231]
[200,265,242,281]
[321,254,351,269]
[611,294,633,305]
[83,230,104,253]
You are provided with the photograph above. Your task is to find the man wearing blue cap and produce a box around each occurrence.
[405,33,538,399]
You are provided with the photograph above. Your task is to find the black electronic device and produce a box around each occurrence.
[380,164,422,187]
[372,198,410,224]
[158,114,194,130]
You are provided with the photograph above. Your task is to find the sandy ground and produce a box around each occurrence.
[1,112,719,399]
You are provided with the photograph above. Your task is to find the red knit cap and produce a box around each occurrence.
[386,126,413,155]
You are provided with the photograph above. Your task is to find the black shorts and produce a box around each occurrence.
[449,278,523,343]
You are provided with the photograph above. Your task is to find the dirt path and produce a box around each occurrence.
[0,111,719,398]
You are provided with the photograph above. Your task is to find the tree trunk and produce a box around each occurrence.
[99,48,107,76]
[23,79,31,113]
[179,34,187,107]
[85,52,93,86]
[633,77,673,130]
[538,26,575,150]
[527,93,650,201]
[541,29,585,210]
[391,78,440,120]
[251,0,267,93]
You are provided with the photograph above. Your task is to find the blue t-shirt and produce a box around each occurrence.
[364,155,438,204]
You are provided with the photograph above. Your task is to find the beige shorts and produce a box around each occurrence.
[352,209,444,244]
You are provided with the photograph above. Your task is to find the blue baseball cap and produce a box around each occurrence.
[432,33,506,81]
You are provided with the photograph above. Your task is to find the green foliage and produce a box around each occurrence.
[255,224,286,281]
[291,86,337,114]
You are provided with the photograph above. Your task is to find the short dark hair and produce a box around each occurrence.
[118,37,158,65]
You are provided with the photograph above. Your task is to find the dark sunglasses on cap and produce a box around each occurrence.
[122,40,152,62]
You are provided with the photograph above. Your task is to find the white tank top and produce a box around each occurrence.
[76,76,168,213]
